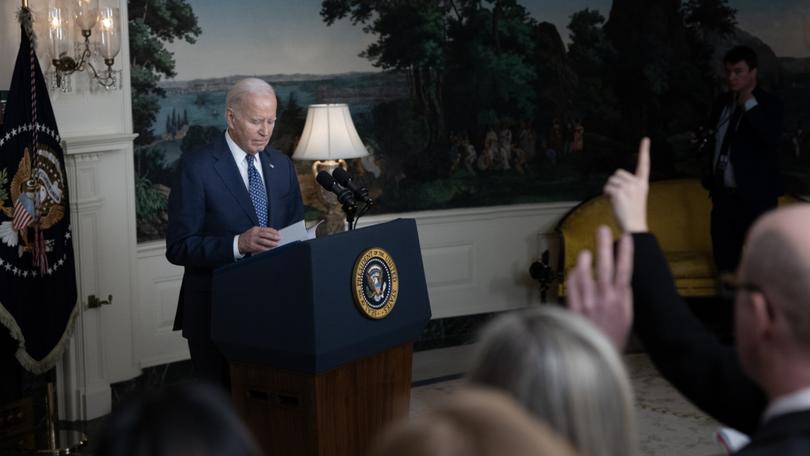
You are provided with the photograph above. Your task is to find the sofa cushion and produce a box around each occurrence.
[665,251,715,278]
[555,179,805,298]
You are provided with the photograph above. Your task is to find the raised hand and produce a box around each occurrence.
[604,137,650,233]
[566,226,634,351]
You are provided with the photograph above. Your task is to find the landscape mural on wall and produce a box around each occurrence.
[130,0,810,242]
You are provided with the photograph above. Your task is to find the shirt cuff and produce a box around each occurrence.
[233,235,245,260]
[744,97,758,111]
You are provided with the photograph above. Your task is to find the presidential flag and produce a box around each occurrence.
[0,8,78,374]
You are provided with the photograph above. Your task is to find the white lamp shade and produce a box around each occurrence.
[293,104,368,160]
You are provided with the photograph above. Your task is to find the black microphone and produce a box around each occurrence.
[332,167,373,205]
[316,170,356,208]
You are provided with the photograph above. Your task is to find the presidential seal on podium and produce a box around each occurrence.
[352,247,399,319]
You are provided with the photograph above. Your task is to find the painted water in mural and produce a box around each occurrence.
[131,0,810,242]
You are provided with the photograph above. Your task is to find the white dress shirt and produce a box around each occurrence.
[762,386,810,423]
[713,96,758,188]
[715,386,810,454]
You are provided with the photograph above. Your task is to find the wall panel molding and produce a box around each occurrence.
[133,201,578,369]
[58,130,138,420]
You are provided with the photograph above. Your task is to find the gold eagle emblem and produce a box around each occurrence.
[0,147,66,256]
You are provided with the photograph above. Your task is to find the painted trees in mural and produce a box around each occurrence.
[683,0,737,37]
[566,9,619,139]
[129,0,201,239]
[323,0,450,181]
[128,0,810,242]
[319,0,740,208]
[322,0,586,210]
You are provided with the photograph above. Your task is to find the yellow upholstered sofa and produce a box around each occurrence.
[556,179,802,298]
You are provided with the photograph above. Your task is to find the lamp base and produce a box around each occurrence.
[312,160,349,235]
[317,214,347,237]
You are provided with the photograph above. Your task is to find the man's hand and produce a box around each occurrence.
[238,227,281,254]
[566,226,634,351]
[604,137,650,233]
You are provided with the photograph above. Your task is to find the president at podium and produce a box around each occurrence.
[166,78,304,387]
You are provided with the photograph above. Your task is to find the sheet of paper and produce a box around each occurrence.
[277,220,309,247]
[306,220,324,240]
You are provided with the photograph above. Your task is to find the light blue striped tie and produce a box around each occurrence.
[246,154,268,227]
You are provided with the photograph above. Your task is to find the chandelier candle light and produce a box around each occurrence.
[48,0,121,91]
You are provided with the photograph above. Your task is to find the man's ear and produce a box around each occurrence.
[750,292,774,339]
[225,108,235,129]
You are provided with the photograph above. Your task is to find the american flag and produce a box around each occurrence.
[12,197,35,231]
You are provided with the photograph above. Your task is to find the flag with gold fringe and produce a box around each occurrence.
[0,7,78,374]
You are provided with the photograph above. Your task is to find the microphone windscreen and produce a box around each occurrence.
[316,170,336,191]
[332,167,352,186]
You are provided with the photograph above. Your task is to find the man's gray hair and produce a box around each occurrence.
[226,78,276,112]
[468,306,638,456]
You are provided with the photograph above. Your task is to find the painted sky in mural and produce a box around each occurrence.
[168,0,810,80]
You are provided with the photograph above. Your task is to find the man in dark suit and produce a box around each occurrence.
[704,45,783,273]
[568,138,810,454]
[166,78,304,386]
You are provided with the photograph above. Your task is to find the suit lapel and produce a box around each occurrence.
[212,137,259,226]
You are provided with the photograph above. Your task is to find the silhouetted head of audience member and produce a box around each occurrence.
[734,204,810,396]
[467,306,638,456]
[95,382,260,456]
[367,387,577,456]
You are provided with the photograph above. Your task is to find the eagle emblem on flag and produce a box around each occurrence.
[1,146,66,261]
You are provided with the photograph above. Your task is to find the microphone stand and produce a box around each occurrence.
[343,202,357,230]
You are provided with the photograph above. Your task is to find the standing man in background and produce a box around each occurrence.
[166,78,304,387]
[704,45,783,274]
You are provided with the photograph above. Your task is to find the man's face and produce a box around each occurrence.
[724,60,757,94]
[226,94,278,155]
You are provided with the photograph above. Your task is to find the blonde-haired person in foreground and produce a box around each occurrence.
[467,306,638,456]
[367,387,577,456]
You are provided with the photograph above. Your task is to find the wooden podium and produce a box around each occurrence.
[212,219,431,456]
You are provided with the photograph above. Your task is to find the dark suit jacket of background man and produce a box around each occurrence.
[629,234,810,454]
[704,86,783,205]
[166,134,304,346]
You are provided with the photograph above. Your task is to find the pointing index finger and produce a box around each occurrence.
[636,137,650,181]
